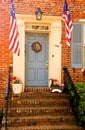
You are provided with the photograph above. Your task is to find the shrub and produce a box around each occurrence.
[67,82,85,126]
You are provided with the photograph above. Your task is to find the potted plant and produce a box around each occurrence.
[12,76,23,95]
[49,78,64,93]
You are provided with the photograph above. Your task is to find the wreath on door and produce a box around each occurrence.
[31,41,42,52]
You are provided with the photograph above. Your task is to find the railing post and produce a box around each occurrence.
[5,67,11,130]
[0,109,3,130]
[5,100,8,130]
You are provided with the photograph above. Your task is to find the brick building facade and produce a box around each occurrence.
[0,0,85,108]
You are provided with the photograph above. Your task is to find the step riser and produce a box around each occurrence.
[24,87,50,92]
[7,112,73,117]
[20,93,68,99]
[4,117,76,126]
[6,121,76,126]
[9,100,70,107]
[5,107,73,116]
[2,126,84,130]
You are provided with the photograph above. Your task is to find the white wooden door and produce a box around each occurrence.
[25,33,48,86]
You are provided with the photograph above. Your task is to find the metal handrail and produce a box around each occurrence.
[63,67,80,97]
[63,67,80,125]
[5,67,11,130]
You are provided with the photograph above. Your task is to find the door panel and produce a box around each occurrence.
[25,33,48,86]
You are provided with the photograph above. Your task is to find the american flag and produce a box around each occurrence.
[9,0,20,56]
[62,0,73,46]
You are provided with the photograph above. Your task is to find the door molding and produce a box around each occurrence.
[13,14,62,90]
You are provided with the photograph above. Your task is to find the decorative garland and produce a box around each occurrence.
[31,41,42,52]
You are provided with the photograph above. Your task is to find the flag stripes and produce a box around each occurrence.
[62,0,73,46]
[9,0,20,56]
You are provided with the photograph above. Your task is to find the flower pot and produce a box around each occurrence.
[12,83,23,95]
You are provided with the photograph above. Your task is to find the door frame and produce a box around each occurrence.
[13,14,62,91]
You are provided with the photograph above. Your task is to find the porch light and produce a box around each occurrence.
[35,8,43,20]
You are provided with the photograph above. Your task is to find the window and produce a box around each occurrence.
[71,22,83,68]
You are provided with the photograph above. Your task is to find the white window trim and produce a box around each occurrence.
[79,19,85,69]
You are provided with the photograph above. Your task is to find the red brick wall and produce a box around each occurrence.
[0,0,85,107]
[62,0,85,83]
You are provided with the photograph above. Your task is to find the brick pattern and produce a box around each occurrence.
[2,87,84,130]
[0,0,85,107]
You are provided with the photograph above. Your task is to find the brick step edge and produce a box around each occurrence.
[3,106,72,114]
[1,124,84,130]
[24,87,50,92]
[2,115,76,126]
[8,99,70,107]
[13,93,68,100]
